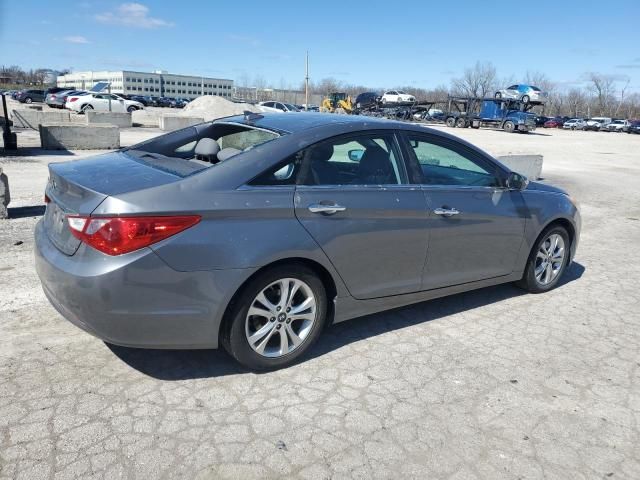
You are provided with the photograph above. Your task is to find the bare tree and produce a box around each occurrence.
[566,88,587,117]
[587,73,615,116]
[614,77,630,117]
[451,61,497,98]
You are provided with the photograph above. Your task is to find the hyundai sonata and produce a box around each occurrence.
[35,113,580,370]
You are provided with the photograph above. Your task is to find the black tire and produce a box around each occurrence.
[494,92,502,99]
[381,98,387,105]
[81,104,93,113]
[24,97,32,104]
[516,225,570,293]
[521,95,530,104]
[127,105,137,113]
[446,117,456,128]
[455,117,467,128]
[222,265,328,371]
[503,121,515,133]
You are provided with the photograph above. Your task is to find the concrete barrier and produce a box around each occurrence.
[0,167,9,219]
[39,123,120,150]
[10,109,70,129]
[132,109,159,127]
[159,114,204,131]
[497,154,543,180]
[86,111,132,128]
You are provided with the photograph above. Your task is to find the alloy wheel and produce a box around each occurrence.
[534,233,565,285]
[245,278,317,358]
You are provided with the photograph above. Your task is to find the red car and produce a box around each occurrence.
[544,117,566,128]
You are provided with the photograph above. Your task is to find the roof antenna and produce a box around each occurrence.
[244,111,264,122]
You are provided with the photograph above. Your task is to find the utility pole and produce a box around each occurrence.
[305,51,309,111]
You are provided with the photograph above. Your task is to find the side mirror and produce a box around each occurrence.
[348,149,364,161]
[506,172,529,191]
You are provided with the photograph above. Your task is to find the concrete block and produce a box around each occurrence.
[39,123,120,150]
[10,109,70,129]
[159,114,203,132]
[86,111,132,128]
[0,167,9,219]
[497,154,543,180]
[132,109,159,127]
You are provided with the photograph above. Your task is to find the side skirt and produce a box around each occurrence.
[332,272,524,324]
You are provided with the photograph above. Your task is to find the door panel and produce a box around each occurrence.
[422,187,526,289]
[295,186,428,299]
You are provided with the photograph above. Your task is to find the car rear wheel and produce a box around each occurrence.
[455,117,467,128]
[494,92,502,99]
[516,225,569,293]
[446,117,456,128]
[222,265,328,370]
[81,104,93,113]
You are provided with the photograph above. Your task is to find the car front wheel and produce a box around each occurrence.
[516,225,570,293]
[223,265,328,370]
[25,97,32,104]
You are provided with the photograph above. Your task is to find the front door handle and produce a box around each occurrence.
[308,203,347,215]
[434,207,460,217]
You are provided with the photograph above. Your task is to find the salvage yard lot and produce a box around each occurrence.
[1,126,639,479]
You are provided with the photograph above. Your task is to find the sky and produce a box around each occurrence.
[1,0,639,93]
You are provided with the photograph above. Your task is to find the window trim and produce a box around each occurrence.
[398,131,508,189]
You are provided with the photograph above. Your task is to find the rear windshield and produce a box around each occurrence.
[124,121,281,177]
[531,86,541,91]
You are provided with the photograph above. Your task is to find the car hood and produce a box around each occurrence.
[526,181,568,196]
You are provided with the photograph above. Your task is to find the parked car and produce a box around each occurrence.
[562,119,586,130]
[354,92,381,109]
[16,89,45,103]
[625,120,640,134]
[129,95,149,106]
[583,117,611,131]
[258,101,300,113]
[380,90,415,105]
[300,104,319,112]
[604,119,629,132]
[494,84,548,104]
[46,90,85,109]
[65,92,144,113]
[543,117,565,128]
[35,113,580,370]
[535,116,551,127]
[45,87,72,97]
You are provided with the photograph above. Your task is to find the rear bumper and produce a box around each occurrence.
[34,219,253,349]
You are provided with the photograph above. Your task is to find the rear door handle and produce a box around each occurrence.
[308,203,347,215]
[434,207,460,217]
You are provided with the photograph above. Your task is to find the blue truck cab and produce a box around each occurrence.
[474,100,537,133]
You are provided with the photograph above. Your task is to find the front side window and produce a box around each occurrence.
[406,134,500,187]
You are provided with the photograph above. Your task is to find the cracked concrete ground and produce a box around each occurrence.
[1,126,639,479]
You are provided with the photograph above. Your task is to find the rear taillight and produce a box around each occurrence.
[44,194,51,204]
[69,97,78,102]
[67,215,200,255]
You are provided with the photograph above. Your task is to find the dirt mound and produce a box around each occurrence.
[182,96,259,121]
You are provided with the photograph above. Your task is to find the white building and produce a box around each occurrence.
[56,70,233,99]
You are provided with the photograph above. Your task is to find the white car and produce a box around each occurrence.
[258,101,299,113]
[605,119,630,132]
[380,90,415,105]
[494,84,548,104]
[65,93,144,113]
[562,119,586,130]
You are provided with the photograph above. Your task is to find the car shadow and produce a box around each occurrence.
[108,261,585,380]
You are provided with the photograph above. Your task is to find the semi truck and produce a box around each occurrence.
[444,96,537,133]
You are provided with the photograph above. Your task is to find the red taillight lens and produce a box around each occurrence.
[44,194,51,204]
[67,215,201,255]
[69,97,78,102]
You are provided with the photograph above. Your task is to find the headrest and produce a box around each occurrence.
[309,143,334,162]
[194,138,220,157]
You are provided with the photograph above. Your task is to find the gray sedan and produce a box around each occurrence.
[35,113,580,370]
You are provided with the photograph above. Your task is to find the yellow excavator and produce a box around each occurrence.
[321,92,353,113]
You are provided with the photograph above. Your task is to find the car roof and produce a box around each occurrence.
[219,112,402,134]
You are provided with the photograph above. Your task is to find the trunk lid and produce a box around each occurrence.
[44,151,184,255]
